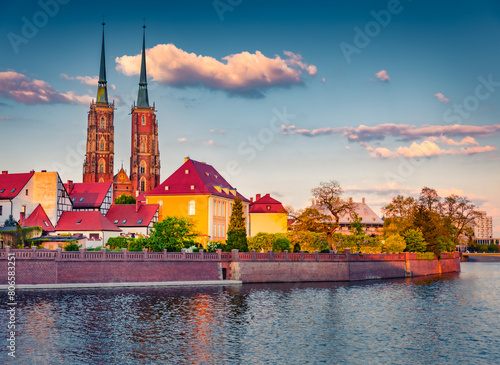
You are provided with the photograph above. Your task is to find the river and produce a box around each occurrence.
[1,262,499,364]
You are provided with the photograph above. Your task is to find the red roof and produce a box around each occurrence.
[55,211,121,231]
[250,194,287,213]
[0,171,34,199]
[146,159,249,202]
[106,204,159,227]
[23,204,55,232]
[65,182,112,209]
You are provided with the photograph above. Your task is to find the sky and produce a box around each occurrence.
[1,0,499,236]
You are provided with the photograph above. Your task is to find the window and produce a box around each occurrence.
[140,161,146,174]
[140,143,145,153]
[43,221,49,227]
[72,197,76,202]
[141,115,145,126]
[122,219,127,224]
[165,186,169,191]
[0,206,2,215]
[267,205,271,211]
[113,220,119,224]
[137,219,143,224]
[25,189,28,196]
[79,197,84,202]
[140,178,146,192]
[100,117,105,129]
[99,139,105,151]
[22,205,26,213]
[0,189,4,193]
[188,200,195,215]
[10,188,15,193]
[185,170,189,174]
[99,159,105,174]
[190,185,195,190]
[77,219,82,224]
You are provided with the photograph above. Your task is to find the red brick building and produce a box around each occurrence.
[83,23,115,183]
[130,26,160,195]
[113,167,133,202]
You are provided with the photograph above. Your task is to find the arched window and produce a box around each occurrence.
[140,161,146,174]
[100,117,105,129]
[141,142,145,153]
[188,200,195,215]
[141,115,146,126]
[99,138,105,151]
[140,178,146,192]
[98,159,105,173]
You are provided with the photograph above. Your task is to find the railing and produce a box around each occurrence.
[0,246,459,262]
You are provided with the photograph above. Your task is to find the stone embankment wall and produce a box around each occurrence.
[0,247,460,285]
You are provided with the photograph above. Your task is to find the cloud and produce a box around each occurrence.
[0,71,92,105]
[177,137,187,143]
[210,129,226,134]
[61,73,117,90]
[362,139,496,159]
[428,136,479,146]
[203,140,216,146]
[375,70,390,82]
[321,77,326,83]
[0,116,12,120]
[116,45,317,97]
[282,123,500,142]
[434,92,450,103]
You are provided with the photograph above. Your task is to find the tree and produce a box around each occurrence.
[147,217,198,252]
[383,233,406,253]
[382,195,416,236]
[115,194,136,204]
[4,215,17,227]
[310,180,354,251]
[227,197,248,252]
[441,194,478,244]
[350,212,364,235]
[403,228,426,252]
[291,207,340,251]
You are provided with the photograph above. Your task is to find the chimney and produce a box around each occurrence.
[265,193,270,197]
[19,212,25,226]
[136,199,141,213]
[1,171,7,174]
[67,180,74,193]
[41,170,47,172]
[256,194,261,201]
[362,197,366,204]
[250,197,254,203]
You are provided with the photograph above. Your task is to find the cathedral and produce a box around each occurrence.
[83,24,160,201]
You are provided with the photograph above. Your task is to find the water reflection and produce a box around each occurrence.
[1,264,499,364]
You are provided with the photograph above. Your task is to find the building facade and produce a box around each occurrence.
[130,26,160,196]
[474,211,493,239]
[83,24,115,183]
[249,194,288,237]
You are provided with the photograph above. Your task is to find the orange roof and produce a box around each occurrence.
[55,211,121,231]
[146,158,249,202]
[23,204,55,232]
[250,194,286,213]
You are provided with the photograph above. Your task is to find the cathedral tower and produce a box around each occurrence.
[130,25,160,194]
[83,23,115,183]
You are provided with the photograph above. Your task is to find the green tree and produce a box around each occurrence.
[4,215,17,227]
[227,197,248,252]
[383,233,406,253]
[114,194,136,204]
[128,237,147,251]
[147,217,198,252]
[107,236,130,250]
[350,212,364,235]
[403,228,426,252]
[64,241,81,251]
[291,207,341,252]
[382,195,417,237]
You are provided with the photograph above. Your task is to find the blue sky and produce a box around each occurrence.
[1,0,500,235]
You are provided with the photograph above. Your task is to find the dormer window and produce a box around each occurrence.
[10,188,15,193]
[43,221,49,227]
[185,170,189,174]
[190,185,195,190]
[137,219,143,224]
[113,220,119,224]
[0,189,4,193]
[165,186,169,190]
[77,219,82,224]
[205,172,209,176]
[267,205,271,211]
[122,219,127,224]
[79,197,84,202]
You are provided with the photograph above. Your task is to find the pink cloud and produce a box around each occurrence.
[0,116,12,120]
[0,71,92,105]
[434,92,450,103]
[429,136,479,146]
[61,73,117,90]
[375,70,390,82]
[116,44,317,97]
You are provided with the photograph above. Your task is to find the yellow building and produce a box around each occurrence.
[144,158,250,243]
[249,194,288,237]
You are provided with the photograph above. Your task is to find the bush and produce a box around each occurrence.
[64,242,80,251]
[404,228,426,253]
[128,238,146,252]
[417,252,435,261]
[359,246,382,254]
[107,236,130,250]
[383,234,406,253]
[272,237,291,252]
[478,244,489,252]
[487,244,499,252]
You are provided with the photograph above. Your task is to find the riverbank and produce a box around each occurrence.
[0,248,460,287]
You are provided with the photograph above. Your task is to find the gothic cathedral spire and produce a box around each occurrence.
[130,24,160,195]
[97,22,108,104]
[83,23,115,183]
[137,25,149,107]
